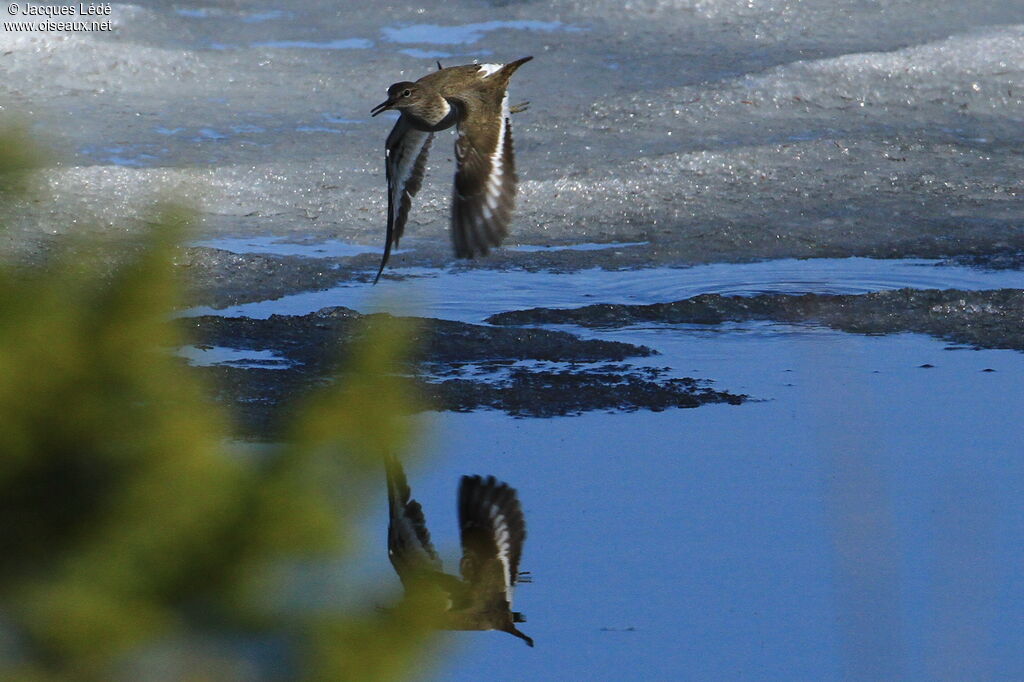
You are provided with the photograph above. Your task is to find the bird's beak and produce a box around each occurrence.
[371,97,396,116]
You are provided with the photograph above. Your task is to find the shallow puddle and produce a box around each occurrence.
[188,236,383,259]
[203,252,1024,679]
[176,344,298,370]
[454,304,1023,678]
[379,20,583,46]
[329,322,1024,681]
[183,256,1024,323]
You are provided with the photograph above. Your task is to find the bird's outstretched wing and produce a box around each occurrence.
[457,474,527,610]
[451,96,518,259]
[386,455,443,587]
[376,116,433,283]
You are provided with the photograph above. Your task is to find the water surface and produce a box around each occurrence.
[224,256,1024,679]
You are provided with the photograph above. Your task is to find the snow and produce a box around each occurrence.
[1,0,1020,264]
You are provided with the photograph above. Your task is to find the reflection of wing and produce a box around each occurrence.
[451,94,517,259]
[376,116,433,283]
[386,455,442,588]
[457,475,527,610]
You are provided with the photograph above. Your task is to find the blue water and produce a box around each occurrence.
[183,256,1024,323]
[187,236,383,259]
[385,324,1024,680]
[176,345,297,370]
[380,20,581,46]
[507,241,649,253]
[250,38,374,50]
[202,254,1024,680]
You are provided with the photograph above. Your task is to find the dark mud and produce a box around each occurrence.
[940,251,1024,272]
[179,247,357,307]
[488,288,1024,352]
[184,307,744,434]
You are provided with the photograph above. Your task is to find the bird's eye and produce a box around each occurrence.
[402,89,412,97]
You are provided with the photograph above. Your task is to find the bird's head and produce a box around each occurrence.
[371,82,424,116]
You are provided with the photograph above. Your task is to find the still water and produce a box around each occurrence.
[196,248,1024,680]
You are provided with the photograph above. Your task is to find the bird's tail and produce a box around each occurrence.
[506,623,534,647]
[501,56,533,78]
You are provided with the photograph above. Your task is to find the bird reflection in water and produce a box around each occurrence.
[385,455,533,646]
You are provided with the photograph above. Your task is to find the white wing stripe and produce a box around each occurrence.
[480,92,510,215]
[391,130,430,211]
[489,502,515,605]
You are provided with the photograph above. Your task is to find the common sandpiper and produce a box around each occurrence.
[370,56,533,283]
[385,454,533,646]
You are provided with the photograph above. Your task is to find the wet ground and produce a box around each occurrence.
[185,305,742,431]
[489,287,1024,351]
[3,0,1024,269]
[178,257,1024,434]
[4,0,1024,679]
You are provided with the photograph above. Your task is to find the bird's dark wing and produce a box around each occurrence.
[457,474,527,610]
[386,455,443,588]
[376,116,433,283]
[451,96,517,259]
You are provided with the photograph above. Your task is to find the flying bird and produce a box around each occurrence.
[385,455,533,646]
[370,56,533,283]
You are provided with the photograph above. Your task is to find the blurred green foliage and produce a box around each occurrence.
[0,130,439,680]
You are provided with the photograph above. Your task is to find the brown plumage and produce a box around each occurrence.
[385,455,533,646]
[371,57,533,283]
